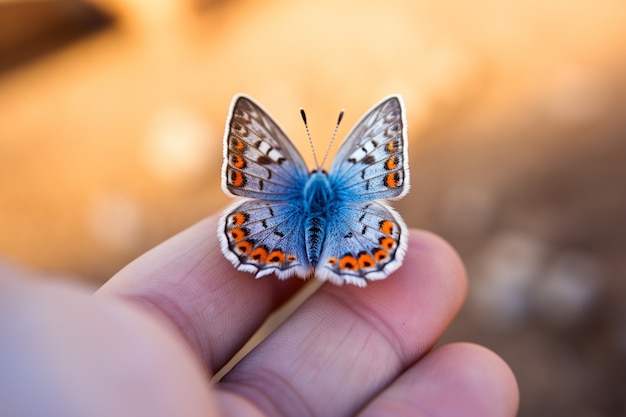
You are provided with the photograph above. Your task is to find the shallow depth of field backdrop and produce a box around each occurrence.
[1,1,626,415]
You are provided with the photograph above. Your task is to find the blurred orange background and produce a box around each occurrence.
[1,0,626,415]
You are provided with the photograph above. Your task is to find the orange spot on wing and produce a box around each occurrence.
[231,136,246,151]
[250,247,268,262]
[339,255,358,271]
[231,212,248,226]
[379,220,394,235]
[231,154,246,169]
[287,254,297,262]
[229,169,246,187]
[236,240,253,255]
[383,172,401,188]
[267,250,285,263]
[357,252,375,269]
[327,257,337,265]
[379,237,396,250]
[372,248,389,262]
[229,228,247,242]
[386,140,398,152]
[384,156,398,170]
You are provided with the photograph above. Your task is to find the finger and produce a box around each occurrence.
[218,230,468,417]
[96,214,304,372]
[359,343,519,417]
[0,273,215,417]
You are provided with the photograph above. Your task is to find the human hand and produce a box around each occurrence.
[0,214,518,416]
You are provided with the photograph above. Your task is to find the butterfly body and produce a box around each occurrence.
[301,170,333,266]
[218,95,409,287]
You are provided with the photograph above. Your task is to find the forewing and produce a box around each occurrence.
[218,199,311,280]
[222,95,309,200]
[314,201,408,287]
[329,95,409,201]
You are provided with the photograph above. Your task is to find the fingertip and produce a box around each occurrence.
[360,229,468,336]
[405,229,468,299]
[360,342,519,417]
[418,342,520,417]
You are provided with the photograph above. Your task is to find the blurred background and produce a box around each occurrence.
[1,0,625,415]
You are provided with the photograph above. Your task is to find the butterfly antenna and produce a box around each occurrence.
[319,109,344,168]
[300,107,320,168]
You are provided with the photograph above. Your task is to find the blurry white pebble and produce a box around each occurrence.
[540,65,607,126]
[470,231,549,328]
[533,251,605,328]
[142,104,216,184]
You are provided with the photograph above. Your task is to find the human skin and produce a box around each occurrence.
[0,214,519,417]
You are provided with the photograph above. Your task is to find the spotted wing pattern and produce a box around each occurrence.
[329,96,409,202]
[222,95,309,200]
[315,201,408,287]
[218,199,310,279]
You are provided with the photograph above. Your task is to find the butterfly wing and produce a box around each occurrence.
[218,199,312,279]
[220,95,312,279]
[315,201,408,287]
[316,95,409,285]
[222,95,309,200]
[328,95,409,201]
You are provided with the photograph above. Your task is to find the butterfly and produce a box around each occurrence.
[218,94,409,287]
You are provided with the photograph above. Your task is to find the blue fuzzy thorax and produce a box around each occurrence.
[304,170,334,214]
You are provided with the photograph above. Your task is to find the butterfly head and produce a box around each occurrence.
[304,169,333,214]
[310,168,328,175]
